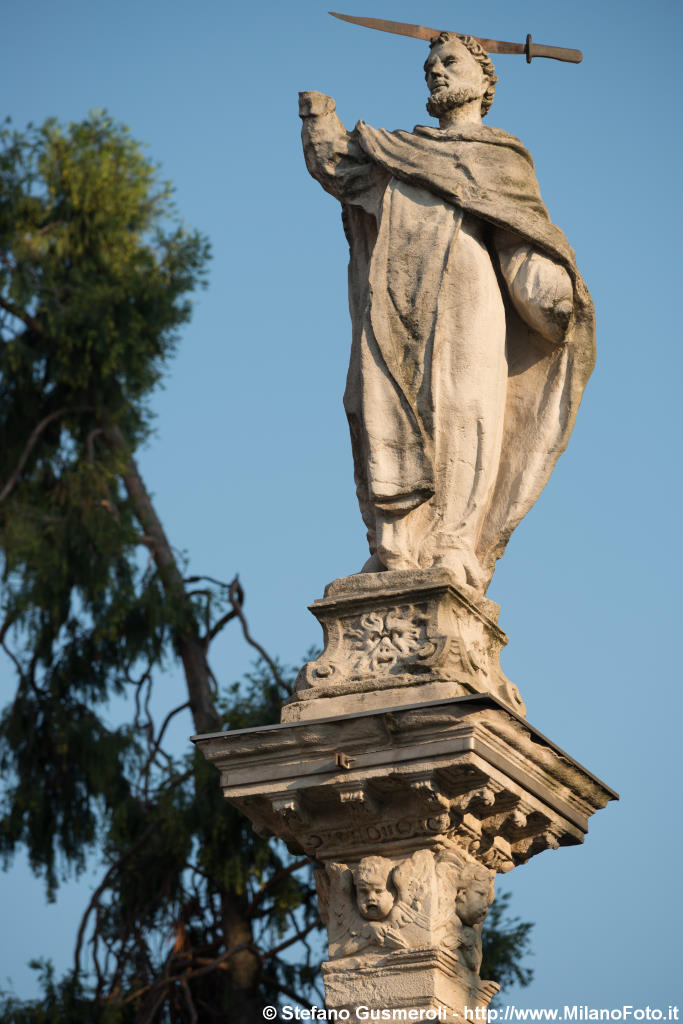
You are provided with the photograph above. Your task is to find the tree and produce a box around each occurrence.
[0,113,532,1021]
[0,112,322,1022]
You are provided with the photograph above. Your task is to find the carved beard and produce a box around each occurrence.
[426,85,483,119]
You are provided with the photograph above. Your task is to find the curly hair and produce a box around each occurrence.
[427,31,498,117]
[353,855,393,887]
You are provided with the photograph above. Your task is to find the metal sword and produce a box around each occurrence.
[329,12,583,64]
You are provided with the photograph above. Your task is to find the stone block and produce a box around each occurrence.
[283,570,525,722]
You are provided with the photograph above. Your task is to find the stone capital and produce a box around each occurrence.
[194,691,615,1016]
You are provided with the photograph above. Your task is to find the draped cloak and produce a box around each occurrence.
[342,122,595,586]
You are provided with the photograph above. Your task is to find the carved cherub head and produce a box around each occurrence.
[456,864,495,927]
[353,856,395,921]
[424,33,498,120]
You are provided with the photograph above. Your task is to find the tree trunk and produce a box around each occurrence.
[105,424,220,736]
[105,425,266,1021]
[223,894,264,1024]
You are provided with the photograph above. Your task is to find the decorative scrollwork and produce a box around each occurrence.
[345,605,436,674]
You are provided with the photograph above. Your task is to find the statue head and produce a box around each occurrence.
[424,33,498,120]
[353,856,395,921]
[456,864,495,927]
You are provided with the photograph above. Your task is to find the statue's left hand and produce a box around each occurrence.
[499,244,573,344]
[517,251,573,329]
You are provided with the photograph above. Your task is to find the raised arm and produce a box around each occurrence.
[299,91,387,209]
[495,229,574,346]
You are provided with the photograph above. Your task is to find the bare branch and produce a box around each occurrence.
[227,578,291,697]
[0,407,82,503]
[184,574,233,588]
[91,902,106,997]
[159,768,194,793]
[35,220,65,236]
[264,920,320,960]
[2,636,27,685]
[0,613,16,647]
[204,606,238,646]
[181,976,198,1024]
[119,940,255,1005]
[74,821,156,975]
[139,987,169,1024]
[131,663,153,731]
[86,426,104,463]
[246,858,311,919]
[140,700,191,784]
[260,973,315,1012]
[135,534,156,548]
[0,294,43,335]
[104,424,221,735]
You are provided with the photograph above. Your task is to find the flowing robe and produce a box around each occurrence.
[301,103,595,591]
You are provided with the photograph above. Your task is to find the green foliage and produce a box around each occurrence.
[0,113,325,1021]
[0,963,120,1024]
[0,112,208,893]
[1,655,324,1021]
[0,114,533,1021]
[482,891,534,991]
[0,112,208,438]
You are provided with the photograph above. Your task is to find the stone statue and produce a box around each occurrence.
[300,31,595,593]
[197,38,613,1018]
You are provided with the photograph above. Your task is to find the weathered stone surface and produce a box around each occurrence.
[283,569,525,722]
[193,31,611,1022]
[316,844,493,964]
[194,697,615,1016]
[300,33,595,594]
[193,696,615,867]
[322,947,498,1021]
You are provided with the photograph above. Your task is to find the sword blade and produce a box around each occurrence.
[478,38,525,55]
[329,13,582,63]
[329,12,441,43]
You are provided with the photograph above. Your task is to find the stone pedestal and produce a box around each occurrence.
[322,949,498,1021]
[193,574,616,1017]
[283,570,526,722]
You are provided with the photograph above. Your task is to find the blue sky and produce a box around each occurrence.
[1,0,682,1010]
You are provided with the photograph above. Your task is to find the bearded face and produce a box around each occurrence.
[424,38,487,119]
[426,85,485,118]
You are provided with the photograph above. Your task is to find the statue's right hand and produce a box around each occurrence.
[298,91,336,118]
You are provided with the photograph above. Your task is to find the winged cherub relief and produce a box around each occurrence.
[315,847,495,967]
[317,852,435,958]
[438,852,496,972]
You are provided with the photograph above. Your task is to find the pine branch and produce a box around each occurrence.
[0,407,81,503]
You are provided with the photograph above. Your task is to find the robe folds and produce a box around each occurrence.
[341,122,595,587]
